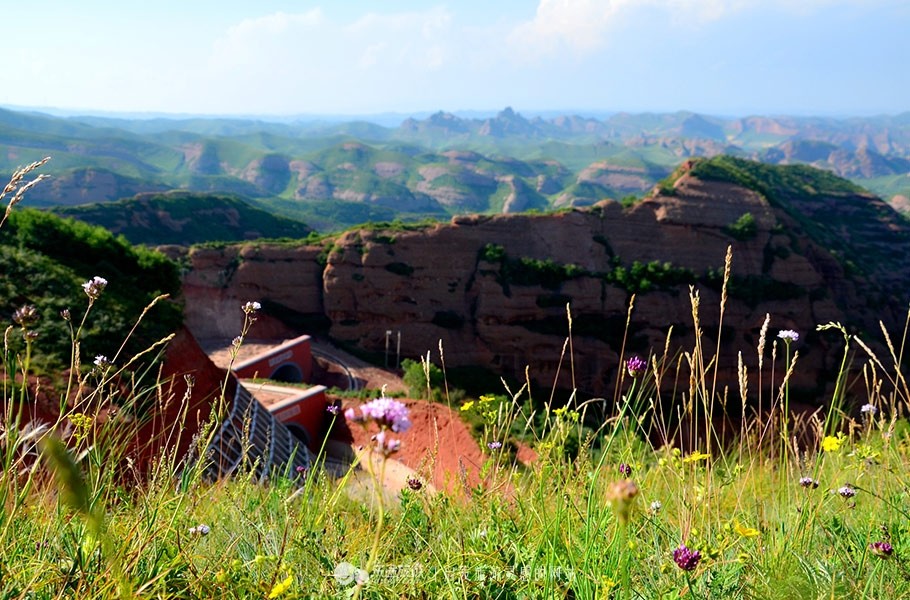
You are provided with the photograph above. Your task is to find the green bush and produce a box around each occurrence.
[726,212,758,240]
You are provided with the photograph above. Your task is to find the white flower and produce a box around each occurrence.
[650,500,662,513]
[82,276,108,300]
[860,403,877,415]
[241,301,261,314]
[777,329,799,343]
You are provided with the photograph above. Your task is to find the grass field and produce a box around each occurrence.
[3,160,910,599]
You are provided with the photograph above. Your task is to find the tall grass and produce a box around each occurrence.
[2,159,910,598]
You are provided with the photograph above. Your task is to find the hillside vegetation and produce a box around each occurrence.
[53,191,313,246]
[0,209,182,370]
[4,107,910,232]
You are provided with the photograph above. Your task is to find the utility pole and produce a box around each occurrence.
[385,330,392,368]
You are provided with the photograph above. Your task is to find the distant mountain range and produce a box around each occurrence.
[2,106,909,234]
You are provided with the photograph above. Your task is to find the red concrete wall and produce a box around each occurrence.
[268,385,328,452]
[128,326,233,474]
[233,334,313,382]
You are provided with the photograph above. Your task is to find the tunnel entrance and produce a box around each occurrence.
[270,363,304,383]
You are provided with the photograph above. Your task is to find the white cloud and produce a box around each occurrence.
[507,0,877,59]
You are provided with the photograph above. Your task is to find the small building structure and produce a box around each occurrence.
[240,381,328,452]
[232,334,313,383]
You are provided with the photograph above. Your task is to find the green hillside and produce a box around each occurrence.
[0,209,182,371]
[3,107,910,233]
[53,192,314,245]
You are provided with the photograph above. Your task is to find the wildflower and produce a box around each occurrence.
[267,574,293,598]
[626,355,647,378]
[295,465,308,476]
[682,451,711,464]
[358,396,412,433]
[619,463,632,477]
[188,524,211,536]
[650,500,662,513]
[344,407,361,422]
[460,401,475,412]
[93,355,112,369]
[82,276,108,300]
[838,484,856,498]
[799,476,819,489]
[372,430,401,456]
[606,479,639,525]
[869,541,894,559]
[672,544,701,571]
[231,336,243,348]
[488,441,502,450]
[12,304,39,328]
[860,403,877,416]
[326,404,340,415]
[23,330,38,341]
[821,435,843,452]
[734,522,760,538]
[407,476,423,491]
[777,329,799,343]
[241,301,261,314]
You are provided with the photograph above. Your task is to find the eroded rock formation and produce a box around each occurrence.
[179,165,910,405]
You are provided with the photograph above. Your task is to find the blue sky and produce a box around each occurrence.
[1,0,907,118]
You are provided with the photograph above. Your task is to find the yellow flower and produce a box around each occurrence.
[460,401,475,412]
[734,521,760,537]
[821,435,842,452]
[682,451,711,463]
[479,394,496,404]
[268,574,293,599]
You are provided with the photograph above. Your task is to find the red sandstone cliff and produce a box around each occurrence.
[178,168,909,405]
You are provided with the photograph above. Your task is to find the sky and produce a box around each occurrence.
[1,0,907,119]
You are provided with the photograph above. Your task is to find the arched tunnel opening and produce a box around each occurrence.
[270,363,304,383]
[284,423,311,447]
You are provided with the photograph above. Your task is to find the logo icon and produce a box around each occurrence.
[334,562,368,585]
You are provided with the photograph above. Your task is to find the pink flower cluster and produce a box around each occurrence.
[345,396,412,457]
[346,397,412,433]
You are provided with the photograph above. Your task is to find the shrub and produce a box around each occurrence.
[726,212,758,240]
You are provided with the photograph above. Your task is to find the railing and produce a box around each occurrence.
[201,383,313,483]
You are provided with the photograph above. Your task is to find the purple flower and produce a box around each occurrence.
[359,397,412,433]
[188,524,210,536]
[326,404,341,415]
[82,276,108,300]
[619,463,632,477]
[407,476,423,491]
[372,430,402,456]
[869,541,894,559]
[838,484,856,498]
[626,355,647,378]
[777,329,799,343]
[672,544,701,571]
[799,476,819,489]
[860,403,877,415]
[12,304,38,328]
[488,441,502,450]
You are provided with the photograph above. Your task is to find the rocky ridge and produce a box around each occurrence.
[179,161,910,405]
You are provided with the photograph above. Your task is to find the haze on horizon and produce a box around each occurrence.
[2,0,907,119]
